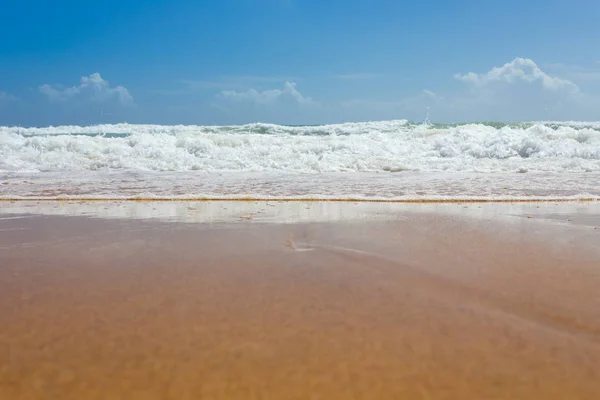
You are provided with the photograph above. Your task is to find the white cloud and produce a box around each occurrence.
[454,58,579,92]
[166,59,600,124]
[219,81,311,105]
[338,58,600,123]
[39,73,134,106]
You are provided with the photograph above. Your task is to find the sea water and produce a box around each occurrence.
[1,120,599,201]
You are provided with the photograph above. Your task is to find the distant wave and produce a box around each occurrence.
[1,120,600,174]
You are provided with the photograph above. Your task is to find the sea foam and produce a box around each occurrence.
[2,121,600,200]
[1,120,600,174]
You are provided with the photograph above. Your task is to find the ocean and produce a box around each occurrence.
[1,120,600,201]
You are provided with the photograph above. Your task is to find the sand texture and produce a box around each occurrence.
[1,202,600,399]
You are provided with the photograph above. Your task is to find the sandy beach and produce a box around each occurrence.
[1,201,600,399]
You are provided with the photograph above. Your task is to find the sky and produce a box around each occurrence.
[1,0,600,126]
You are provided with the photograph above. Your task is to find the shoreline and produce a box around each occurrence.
[2,196,599,202]
[3,171,600,202]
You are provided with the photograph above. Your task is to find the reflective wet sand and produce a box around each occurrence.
[1,203,600,399]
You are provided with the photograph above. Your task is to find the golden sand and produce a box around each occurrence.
[1,204,600,399]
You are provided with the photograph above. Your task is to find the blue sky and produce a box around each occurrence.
[1,0,600,126]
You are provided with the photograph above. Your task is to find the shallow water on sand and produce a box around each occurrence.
[2,170,600,201]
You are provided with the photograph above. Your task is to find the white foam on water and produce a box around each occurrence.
[1,170,599,201]
[0,200,598,228]
[2,120,600,173]
[1,120,600,200]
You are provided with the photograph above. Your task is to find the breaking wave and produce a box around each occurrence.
[2,120,600,173]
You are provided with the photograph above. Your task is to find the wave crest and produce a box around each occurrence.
[1,120,600,173]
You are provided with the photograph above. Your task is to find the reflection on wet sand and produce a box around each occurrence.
[1,203,600,399]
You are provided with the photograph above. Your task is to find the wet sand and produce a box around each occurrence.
[1,202,600,399]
